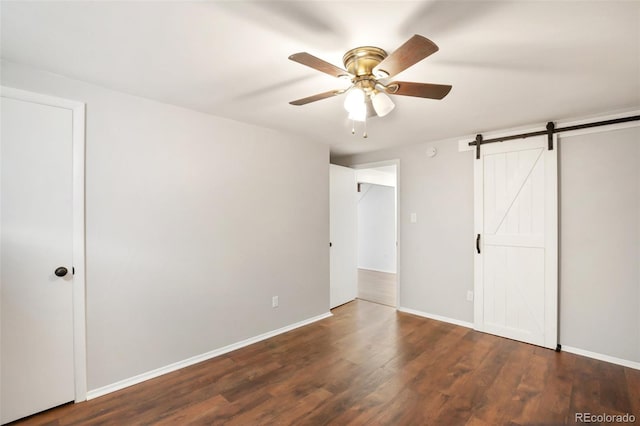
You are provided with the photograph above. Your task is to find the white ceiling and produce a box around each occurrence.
[2,1,639,156]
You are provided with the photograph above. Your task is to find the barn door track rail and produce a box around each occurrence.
[468,114,640,159]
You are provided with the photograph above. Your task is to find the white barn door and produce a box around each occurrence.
[474,136,558,349]
[329,164,357,309]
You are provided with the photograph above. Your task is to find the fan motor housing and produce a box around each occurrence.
[342,46,387,77]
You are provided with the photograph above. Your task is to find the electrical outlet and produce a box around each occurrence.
[466,291,474,302]
[272,296,279,308]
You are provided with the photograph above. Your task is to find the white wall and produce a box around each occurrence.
[358,183,396,273]
[335,140,475,323]
[356,167,396,187]
[559,127,640,362]
[334,121,640,365]
[1,60,330,391]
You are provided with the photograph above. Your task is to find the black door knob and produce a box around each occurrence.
[54,267,68,277]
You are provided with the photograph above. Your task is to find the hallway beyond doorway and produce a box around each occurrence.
[357,268,396,307]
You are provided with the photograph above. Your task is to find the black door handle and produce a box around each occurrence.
[54,266,68,277]
[476,234,481,254]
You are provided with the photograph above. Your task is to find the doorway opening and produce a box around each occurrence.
[354,161,398,308]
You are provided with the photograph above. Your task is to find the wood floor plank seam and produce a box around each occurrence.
[9,300,638,426]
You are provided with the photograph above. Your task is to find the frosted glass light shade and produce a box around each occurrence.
[348,103,367,122]
[344,88,365,113]
[371,91,395,117]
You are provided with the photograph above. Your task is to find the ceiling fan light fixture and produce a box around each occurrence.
[289,35,451,137]
[371,91,395,117]
[348,103,367,122]
[343,87,365,113]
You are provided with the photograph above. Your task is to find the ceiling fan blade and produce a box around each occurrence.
[289,89,344,106]
[289,52,352,78]
[387,82,452,99]
[373,35,439,78]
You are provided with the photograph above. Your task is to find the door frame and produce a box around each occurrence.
[1,86,87,401]
[351,159,400,309]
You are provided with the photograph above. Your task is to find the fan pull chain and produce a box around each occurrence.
[350,120,368,138]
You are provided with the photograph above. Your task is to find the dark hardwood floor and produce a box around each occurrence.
[12,300,640,425]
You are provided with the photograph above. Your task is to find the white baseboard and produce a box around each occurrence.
[561,345,640,371]
[86,311,333,400]
[398,306,474,329]
[397,305,640,371]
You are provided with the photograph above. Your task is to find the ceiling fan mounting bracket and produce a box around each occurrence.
[342,46,387,77]
[352,75,377,93]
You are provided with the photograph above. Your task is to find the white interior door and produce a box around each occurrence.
[329,164,357,309]
[474,136,558,349]
[1,96,76,423]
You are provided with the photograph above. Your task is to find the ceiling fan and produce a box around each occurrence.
[289,34,452,137]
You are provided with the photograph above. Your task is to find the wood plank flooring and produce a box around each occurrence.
[357,269,396,307]
[11,300,639,425]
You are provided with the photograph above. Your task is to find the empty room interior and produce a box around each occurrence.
[1,1,640,425]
